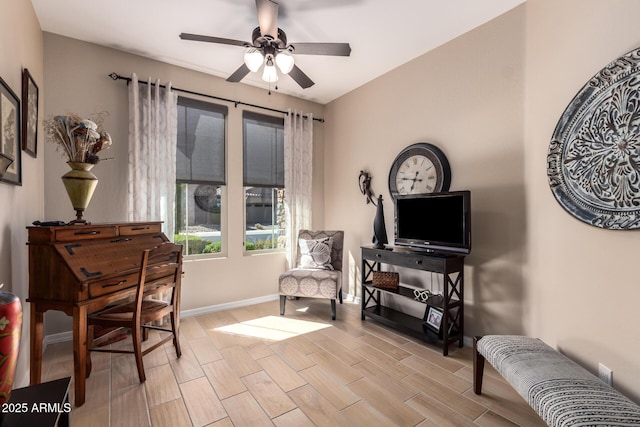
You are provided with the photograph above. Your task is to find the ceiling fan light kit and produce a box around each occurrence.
[245,47,294,83]
[244,48,264,72]
[262,56,279,83]
[180,0,351,90]
[275,51,294,74]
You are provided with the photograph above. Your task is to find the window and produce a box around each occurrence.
[175,97,227,256]
[243,111,285,251]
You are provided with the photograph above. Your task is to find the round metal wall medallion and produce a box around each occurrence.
[548,47,640,229]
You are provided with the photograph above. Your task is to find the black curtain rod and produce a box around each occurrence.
[108,72,324,123]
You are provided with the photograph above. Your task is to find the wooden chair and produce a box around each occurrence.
[87,242,183,382]
[278,230,344,320]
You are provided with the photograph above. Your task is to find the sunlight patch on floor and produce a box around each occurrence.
[214,315,331,341]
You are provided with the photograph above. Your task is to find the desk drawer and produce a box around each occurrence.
[89,272,138,298]
[55,226,118,242]
[119,223,162,236]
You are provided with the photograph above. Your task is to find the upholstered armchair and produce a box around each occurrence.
[278,230,344,320]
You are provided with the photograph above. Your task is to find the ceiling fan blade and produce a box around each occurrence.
[255,0,279,39]
[289,42,351,56]
[289,65,314,89]
[180,32,249,47]
[226,64,251,83]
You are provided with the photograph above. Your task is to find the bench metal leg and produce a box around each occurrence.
[473,336,485,394]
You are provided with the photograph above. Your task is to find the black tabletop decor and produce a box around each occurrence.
[358,170,388,247]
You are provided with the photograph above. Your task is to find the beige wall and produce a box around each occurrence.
[325,0,640,402]
[524,0,640,401]
[324,8,526,324]
[0,0,44,387]
[42,33,325,334]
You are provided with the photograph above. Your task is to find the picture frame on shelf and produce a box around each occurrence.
[0,76,21,185]
[424,305,443,333]
[22,68,38,158]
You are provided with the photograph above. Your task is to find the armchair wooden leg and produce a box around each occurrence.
[280,295,286,315]
[331,299,336,320]
[473,336,485,394]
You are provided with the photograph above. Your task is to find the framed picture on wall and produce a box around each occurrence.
[22,68,38,158]
[0,76,21,185]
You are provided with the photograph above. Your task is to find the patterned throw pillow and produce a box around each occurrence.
[298,237,334,270]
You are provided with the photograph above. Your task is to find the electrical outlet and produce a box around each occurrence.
[599,363,613,386]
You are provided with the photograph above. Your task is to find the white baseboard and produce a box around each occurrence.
[180,294,280,318]
[43,330,73,350]
[41,294,281,350]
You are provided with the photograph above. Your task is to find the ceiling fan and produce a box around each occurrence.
[179,0,351,89]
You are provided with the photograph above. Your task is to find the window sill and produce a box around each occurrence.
[243,249,285,257]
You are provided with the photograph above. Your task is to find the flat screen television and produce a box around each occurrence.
[394,190,471,254]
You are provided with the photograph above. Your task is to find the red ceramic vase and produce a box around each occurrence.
[0,291,22,404]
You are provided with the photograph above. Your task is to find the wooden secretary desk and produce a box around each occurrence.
[27,222,168,407]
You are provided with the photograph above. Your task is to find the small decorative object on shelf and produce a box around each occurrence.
[0,283,22,406]
[372,271,399,291]
[413,289,443,306]
[44,112,112,224]
[423,305,444,335]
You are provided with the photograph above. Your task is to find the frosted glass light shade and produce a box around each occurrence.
[275,52,294,74]
[244,48,264,72]
[262,63,279,82]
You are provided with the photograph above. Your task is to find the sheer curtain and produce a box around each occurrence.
[284,110,313,268]
[128,73,178,238]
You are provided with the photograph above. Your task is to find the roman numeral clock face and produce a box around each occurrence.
[395,155,436,194]
[388,143,451,198]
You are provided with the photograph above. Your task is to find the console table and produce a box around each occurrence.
[27,222,168,407]
[361,246,464,355]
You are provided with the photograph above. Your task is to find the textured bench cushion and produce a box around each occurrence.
[477,335,640,426]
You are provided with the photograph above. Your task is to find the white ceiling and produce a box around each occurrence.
[31,0,525,105]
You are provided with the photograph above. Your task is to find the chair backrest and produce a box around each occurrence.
[134,242,183,318]
[296,230,344,273]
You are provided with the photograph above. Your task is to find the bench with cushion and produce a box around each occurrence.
[473,335,640,426]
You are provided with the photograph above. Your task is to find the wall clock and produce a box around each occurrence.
[388,142,451,198]
[548,46,640,229]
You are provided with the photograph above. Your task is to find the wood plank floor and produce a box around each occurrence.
[41,298,545,426]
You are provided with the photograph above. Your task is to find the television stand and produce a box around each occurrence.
[361,245,464,355]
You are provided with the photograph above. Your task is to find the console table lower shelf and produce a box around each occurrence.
[363,305,429,337]
[361,285,463,355]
